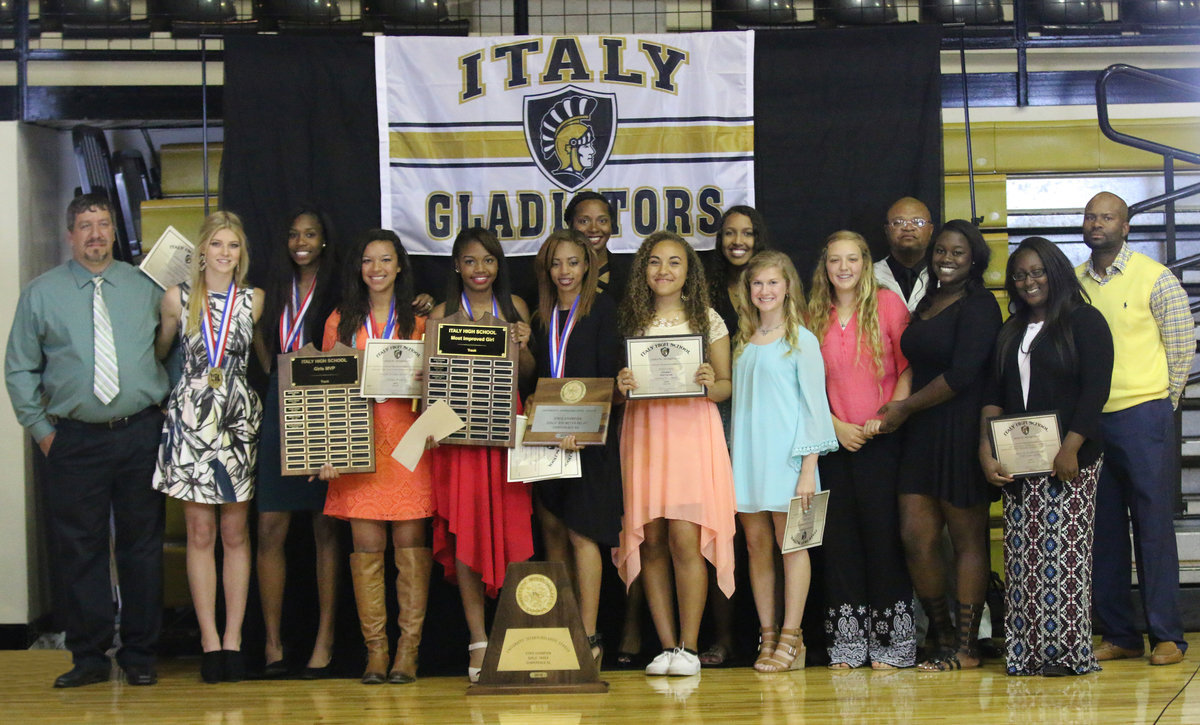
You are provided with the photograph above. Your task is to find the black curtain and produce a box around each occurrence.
[754,25,944,281]
[221,35,384,289]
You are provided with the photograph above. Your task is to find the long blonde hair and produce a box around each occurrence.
[185,211,251,335]
[805,230,884,381]
[733,250,806,358]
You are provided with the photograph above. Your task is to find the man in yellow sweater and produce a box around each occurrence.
[1077,191,1194,666]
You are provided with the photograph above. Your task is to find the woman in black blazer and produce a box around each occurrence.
[978,237,1113,678]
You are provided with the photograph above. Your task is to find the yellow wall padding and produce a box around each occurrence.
[984,232,1010,291]
[159,142,223,197]
[945,174,1007,228]
[944,119,1199,175]
[140,197,209,251]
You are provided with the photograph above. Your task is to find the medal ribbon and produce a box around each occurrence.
[460,291,499,321]
[364,298,397,340]
[202,281,237,371]
[549,294,581,379]
[279,276,316,352]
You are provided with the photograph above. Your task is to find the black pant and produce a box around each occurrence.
[44,410,164,668]
[819,434,916,666]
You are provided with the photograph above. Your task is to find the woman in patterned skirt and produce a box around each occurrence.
[979,237,1113,676]
[153,211,264,683]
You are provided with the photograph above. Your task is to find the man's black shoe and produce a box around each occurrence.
[54,665,109,688]
[122,664,157,686]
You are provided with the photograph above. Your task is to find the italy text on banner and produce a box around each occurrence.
[376,33,755,256]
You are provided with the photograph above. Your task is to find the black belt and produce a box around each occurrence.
[58,406,160,431]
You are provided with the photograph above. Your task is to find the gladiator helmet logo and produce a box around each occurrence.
[660,347,670,358]
[524,85,616,191]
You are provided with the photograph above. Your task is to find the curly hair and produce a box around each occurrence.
[534,229,599,329]
[335,229,416,346]
[185,211,251,336]
[732,250,806,359]
[806,231,885,382]
[619,231,711,343]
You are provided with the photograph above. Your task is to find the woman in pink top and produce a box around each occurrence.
[806,230,915,669]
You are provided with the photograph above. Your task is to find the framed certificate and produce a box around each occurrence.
[987,412,1062,478]
[523,377,613,446]
[625,334,705,400]
[360,339,423,399]
[781,491,830,554]
[138,225,195,289]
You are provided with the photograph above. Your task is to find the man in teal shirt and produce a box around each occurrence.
[5,194,168,687]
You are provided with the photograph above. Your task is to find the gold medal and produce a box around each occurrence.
[208,368,224,389]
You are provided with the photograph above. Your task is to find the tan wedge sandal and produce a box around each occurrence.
[755,627,805,672]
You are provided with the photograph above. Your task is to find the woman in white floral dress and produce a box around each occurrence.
[153,211,264,683]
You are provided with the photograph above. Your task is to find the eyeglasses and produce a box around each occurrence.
[887,218,930,229]
[1011,268,1047,283]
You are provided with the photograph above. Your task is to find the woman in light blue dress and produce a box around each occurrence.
[731,250,838,672]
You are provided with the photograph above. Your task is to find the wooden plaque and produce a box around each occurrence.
[276,342,375,476]
[468,561,608,695]
[523,377,614,446]
[423,309,519,448]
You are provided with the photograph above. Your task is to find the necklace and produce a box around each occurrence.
[757,321,784,336]
[650,308,685,328]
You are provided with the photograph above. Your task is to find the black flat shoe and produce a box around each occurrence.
[201,652,222,684]
[611,651,641,670]
[122,664,157,686]
[222,650,245,682]
[299,663,336,680]
[54,665,109,688]
[1042,664,1077,677]
[261,659,290,679]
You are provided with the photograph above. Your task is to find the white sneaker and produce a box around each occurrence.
[645,649,675,676]
[667,648,701,676]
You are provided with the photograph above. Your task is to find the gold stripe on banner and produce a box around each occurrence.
[389,124,753,160]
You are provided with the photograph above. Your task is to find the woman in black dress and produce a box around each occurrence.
[878,219,1001,671]
[531,228,624,667]
[253,207,342,678]
[566,191,631,299]
[979,237,1112,677]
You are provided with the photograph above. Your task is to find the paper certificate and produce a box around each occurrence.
[781,491,830,554]
[139,225,195,289]
[625,334,705,399]
[361,339,423,399]
[987,412,1062,477]
[507,416,582,483]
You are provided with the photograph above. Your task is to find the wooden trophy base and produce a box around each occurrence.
[467,561,609,695]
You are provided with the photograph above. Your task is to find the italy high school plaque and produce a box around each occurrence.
[277,342,375,475]
[423,309,519,447]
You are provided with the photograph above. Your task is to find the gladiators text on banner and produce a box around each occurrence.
[376,32,755,256]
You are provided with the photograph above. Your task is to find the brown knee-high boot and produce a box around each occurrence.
[350,552,389,685]
[389,547,433,684]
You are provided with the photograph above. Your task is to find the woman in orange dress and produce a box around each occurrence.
[615,231,737,678]
[428,226,535,681]
[316,229,434,685]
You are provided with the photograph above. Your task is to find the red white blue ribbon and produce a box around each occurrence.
[364,298,397,340]
[460,291,499,321]
[279,276,316,352]
[548,295,581,378]
[202,281,237,370]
